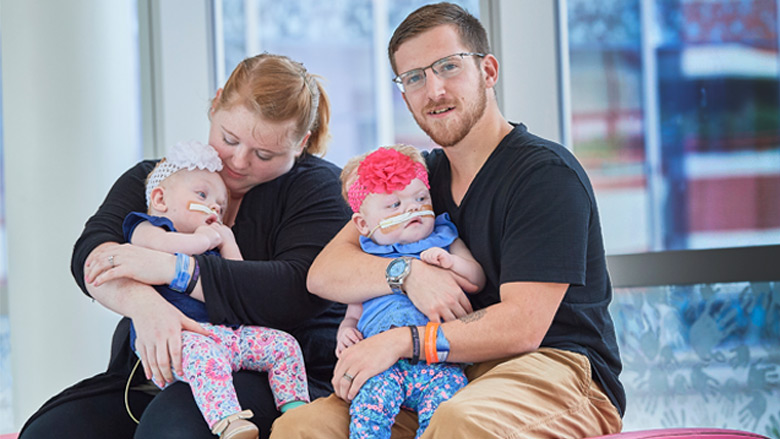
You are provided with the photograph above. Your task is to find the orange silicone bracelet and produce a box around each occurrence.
[425,322,440,364]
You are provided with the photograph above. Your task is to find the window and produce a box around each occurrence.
[214,0,479,167]
[0,47,11,433]
[567,2,780,435]
[567,0,780,254]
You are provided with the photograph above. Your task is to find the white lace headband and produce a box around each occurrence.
[145,141,223,206]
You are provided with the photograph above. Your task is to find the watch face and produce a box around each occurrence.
[387,258,407,278]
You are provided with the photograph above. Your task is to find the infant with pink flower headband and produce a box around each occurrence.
[337,144,486,438]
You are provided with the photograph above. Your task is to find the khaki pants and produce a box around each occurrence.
[270,348,622,439]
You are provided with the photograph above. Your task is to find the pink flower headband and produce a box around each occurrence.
[347,147,429,213]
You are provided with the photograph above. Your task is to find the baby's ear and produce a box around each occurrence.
[149,186,168,213]
[351,212,370,236]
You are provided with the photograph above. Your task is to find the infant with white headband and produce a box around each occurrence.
[121,141,310,439]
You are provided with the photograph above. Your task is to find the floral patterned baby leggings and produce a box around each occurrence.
[349,359,467,439]
[139,323,309,428]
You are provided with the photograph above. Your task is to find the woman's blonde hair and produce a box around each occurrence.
[212,53,331,156]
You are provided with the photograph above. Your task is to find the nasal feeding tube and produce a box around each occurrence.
[367,205,435,238]
[189,202,220,220]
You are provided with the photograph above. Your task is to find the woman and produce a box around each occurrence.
[19,54,350,439]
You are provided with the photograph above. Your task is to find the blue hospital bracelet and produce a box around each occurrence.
[169,252,191,292]
[436,326,450,362]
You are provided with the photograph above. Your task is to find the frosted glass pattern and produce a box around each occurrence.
[612,281,780,438]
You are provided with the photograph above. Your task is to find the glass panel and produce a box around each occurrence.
[216,0,479,167]
[0,48,11,433]
[612,281,780,437]
[0,317,10,433]
[567,0,780,254]
[568,0,646,254]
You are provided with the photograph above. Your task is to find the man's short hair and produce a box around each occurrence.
[388,2,490,75]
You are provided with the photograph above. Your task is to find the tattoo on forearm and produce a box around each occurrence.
[459,309,486,324]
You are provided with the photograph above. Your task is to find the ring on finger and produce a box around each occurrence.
[108,255,115,267]
[343,372,354,382]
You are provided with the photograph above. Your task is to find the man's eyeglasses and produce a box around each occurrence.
[392,52,485,93]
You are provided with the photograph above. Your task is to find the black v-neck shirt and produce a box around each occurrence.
[426,123,626,416]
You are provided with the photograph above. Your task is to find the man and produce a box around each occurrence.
[271,3,625,438]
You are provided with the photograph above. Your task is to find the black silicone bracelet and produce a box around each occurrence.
[408,325,420,365]
[183,258,200,296]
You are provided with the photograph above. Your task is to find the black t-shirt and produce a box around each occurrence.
[426,123,626,416]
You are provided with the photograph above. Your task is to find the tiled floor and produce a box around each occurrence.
[0,316,13,434]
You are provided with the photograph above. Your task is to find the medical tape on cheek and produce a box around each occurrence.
[367,205,434,238]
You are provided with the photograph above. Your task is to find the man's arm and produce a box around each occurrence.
[332,281,567,401]
[308,223,473,321]
[307,223,392,303]
[438,281,568,361]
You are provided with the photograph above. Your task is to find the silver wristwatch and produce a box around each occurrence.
[385,256,412,295]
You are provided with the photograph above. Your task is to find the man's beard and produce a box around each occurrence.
[413,81,487,147]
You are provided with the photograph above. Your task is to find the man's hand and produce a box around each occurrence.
[404,259,473,322]
[332,328,408,401]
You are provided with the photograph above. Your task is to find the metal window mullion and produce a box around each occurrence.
[640,0,664,251]
[556,0,572,149]
[213,0,226,87]
[245,0,260,57]
[481,0,503,115]
[373,0,394,147]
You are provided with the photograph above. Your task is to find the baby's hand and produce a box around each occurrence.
[213,224,237,249]
[336,328,363,358]
[194,224,223,250]
[420,247,454,269]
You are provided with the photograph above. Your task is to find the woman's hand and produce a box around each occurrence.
[331,328,407,402]
[83,245,211,386]
[131,297,210,386]
[85,243,177,287]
